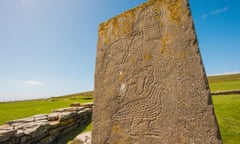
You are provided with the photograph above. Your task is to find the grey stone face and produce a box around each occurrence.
[93,0,222,143]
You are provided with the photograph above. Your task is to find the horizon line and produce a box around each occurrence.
[207,71,240,76]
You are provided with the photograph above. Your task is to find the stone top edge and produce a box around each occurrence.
[99,0,152,27]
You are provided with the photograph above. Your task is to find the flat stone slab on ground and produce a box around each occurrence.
[72,132,91,144]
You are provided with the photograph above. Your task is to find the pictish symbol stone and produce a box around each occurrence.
[93,0,222,143]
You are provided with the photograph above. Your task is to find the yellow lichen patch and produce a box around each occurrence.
[152,4,163,22]
[149,0,156,5]
[153,7,159,14]
[130,57,137,63]
[99,22,107,37]
[118,72,125,82]
[111,18,120,39]
[112,124,122,135]
[103,37,110,46]
[99,23,110,45]
[160,33,172,54]
[122,22,132,35]
[175,50,189,61]
[160,47,166,55]
[123,22,133,35]
[119,9,136,36]
[160,46,171,59]
[144,52,153,60]
[164,0,184,25]
[121,8,135,20]
[159,33,174,60]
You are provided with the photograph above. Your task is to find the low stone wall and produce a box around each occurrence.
[211,89,240,95]
[0,103,93,144]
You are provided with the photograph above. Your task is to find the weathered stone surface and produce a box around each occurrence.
[0,125,16,142]
[0,106,92,144]
[82,102,93,108]
[15,129,24,137]
[49,121,60,129]
[0,125,15,135]
[8,117,33,125]
[58,112,77,122]
[70,107,86,111]
[93,0,222,143]
[32,114,48,122]
[70,102,81,107]
[23,122,50,138]
[48,112,59,121]
[52,107,84,113]
[72,131,91,144]
[52,107,71,112]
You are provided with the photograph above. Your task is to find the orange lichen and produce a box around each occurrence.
[160,47,166,55]
[122,22,131,35]
[164,0,184,25]
[160,33,172,55]
[175,50,189,61]
[112,124,122,135]
[121,10,135,35]
[118,73,125,82]
[111,18,120,38]
[144,52,153,60]
[99,23,110,45]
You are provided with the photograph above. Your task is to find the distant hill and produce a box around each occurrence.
[51,73,240,99]
[208,73,240,92]
[208,73,240,83]
[50,91,93,100]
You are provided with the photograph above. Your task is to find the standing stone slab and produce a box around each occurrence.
[93,0,222,143]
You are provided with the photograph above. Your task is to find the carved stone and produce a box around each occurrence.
[93,0,222,143]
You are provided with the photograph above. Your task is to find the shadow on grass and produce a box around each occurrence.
[53,119,92,144]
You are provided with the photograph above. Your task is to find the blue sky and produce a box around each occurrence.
[0,0,239,101]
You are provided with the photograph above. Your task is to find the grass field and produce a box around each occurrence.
[212,94,240,144]
[0,91,93,125]
[0,74,239,143]
[208,73,240,92]
[209,73,240,144]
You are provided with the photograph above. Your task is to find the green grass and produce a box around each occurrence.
[0,74,240,143]
[208,74,240,92]
[0,92,93,125]
[212,94,240,144]
[208,74,240,143]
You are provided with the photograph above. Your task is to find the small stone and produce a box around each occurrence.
[8,117,33,125]
[15,129,24,137]
[70,102,81,107]
[81,102,93,108]
[58,112,76,122]
[32,114,48,121]
[72,132,91,144]
[52,107,79,112]
[52,108,69,113]
[0,134,10,142]
[48,113,59,121]
[0,125,16,142]
[0,125,16,136]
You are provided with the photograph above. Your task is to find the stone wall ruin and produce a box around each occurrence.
[0,103,92,144]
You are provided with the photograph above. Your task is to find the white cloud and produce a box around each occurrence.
[201,6,229,21]
[211,6,229,15]
[201,14,208,20]
[23,80,44,86]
